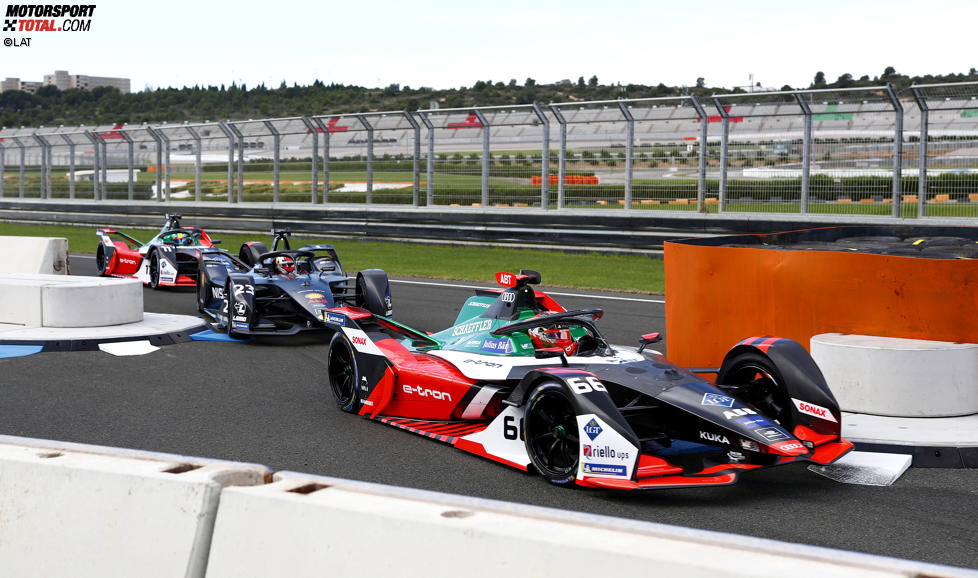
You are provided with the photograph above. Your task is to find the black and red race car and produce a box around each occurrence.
[196,229,392,337]
[96,214,220,289]
[323,270,852,490]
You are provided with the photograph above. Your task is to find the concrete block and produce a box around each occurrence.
[812,333,978,417]
[42,275,143,327]
[0,438,269,578]
[205,472,911,578]
[0,236,69,274]
[0,277,43,326]
[0,274,142,328]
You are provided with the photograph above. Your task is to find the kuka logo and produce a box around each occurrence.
[700,431,730,445]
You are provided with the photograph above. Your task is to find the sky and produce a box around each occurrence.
[1,0,975,92]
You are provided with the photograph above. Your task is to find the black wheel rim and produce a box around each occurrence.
[526,389,579,478]
[723,363,788,424]
[329,343,356,404]
[96,248,106,273]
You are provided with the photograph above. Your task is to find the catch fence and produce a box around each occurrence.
[1,81,977,218]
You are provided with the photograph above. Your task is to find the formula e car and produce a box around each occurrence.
[323,270,852,490]
[196,229,393,337]
[96,213,220,289]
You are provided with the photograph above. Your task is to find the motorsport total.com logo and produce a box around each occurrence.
[3,4,95,33]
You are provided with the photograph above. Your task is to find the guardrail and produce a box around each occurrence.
[1,82,977,218]
[2,199,970,254]
[0,434,968,578]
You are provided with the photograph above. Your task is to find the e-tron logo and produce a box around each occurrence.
[402,384,452,401]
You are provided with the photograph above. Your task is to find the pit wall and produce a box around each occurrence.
[0,435,957,578]
[664,225,978,368]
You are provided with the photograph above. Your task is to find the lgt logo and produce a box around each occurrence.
[583,418,603,440]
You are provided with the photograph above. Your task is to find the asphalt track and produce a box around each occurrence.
[2,255,977,570]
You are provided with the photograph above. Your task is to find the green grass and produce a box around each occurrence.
[0,223,664,294]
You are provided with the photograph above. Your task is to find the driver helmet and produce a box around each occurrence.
[529,326,578,356]
[275,255,296,275]
[171,232,191,246]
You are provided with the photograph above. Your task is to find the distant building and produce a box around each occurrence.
[1,70,130,94]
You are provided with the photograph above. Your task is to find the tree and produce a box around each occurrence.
[588,75,598,87]
[881,66,897,81]
[525,77,536,87]
[577,76,585,87]
[812,71,826,88]
[695,77,705,89]
[835,73,854,88]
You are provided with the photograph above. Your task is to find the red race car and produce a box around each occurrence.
[323,269,852,490]
[96,213,220,289]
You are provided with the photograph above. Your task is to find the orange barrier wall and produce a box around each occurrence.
[664,239,978,368]
[531,175,600,186]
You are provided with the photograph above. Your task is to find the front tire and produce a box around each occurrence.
[716,351,793,428]
[327,332,360,413]
[524,382,579,485]
[95,246,110,276]
[148,251,161,289]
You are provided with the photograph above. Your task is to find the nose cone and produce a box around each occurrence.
[768,440,810,457]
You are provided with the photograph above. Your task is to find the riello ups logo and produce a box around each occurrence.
[3,4,96,46]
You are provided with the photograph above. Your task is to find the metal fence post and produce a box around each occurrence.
[549,105,567,209]
[32,134,48,199]
[689,95,708,210]
[99,133,108,200]
[616,101,634,209]
[186,126,202,202]
[911,86,928,218]
[885,84,904,217]
[300,117,318,204]
[794,92,813,214]
[216,122,235,203]
[122,130,134,201]
[13,137,26,198]
[0,141,4,197]
[532,102,551,209]
[261,121,280,203]
[82,132,98,200]
[146,127,163,202]
[403,111,421,206]
[226,123,245,204]
[160,130,172,203]
[418,111,434,206]
[358,115,375,204]
[60,134,75,200]
[472,109,490,206]
[713,97,729,212]
[321,120,331,203]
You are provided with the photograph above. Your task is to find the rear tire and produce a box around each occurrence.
[327,332,360,413]
[716,351,793,429]
[524,382,579,485]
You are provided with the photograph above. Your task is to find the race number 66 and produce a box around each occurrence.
[567,376,606,394]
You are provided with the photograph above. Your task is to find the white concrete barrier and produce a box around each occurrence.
[0,436,269,578]
[0,236,69,274]
[812,333,978,417]
[0,273,142,327]
[204,472,947,578]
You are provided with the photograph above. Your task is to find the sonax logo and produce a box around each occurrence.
[792,398,837,422]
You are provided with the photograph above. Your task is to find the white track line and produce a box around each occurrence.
[72,255,665,304]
